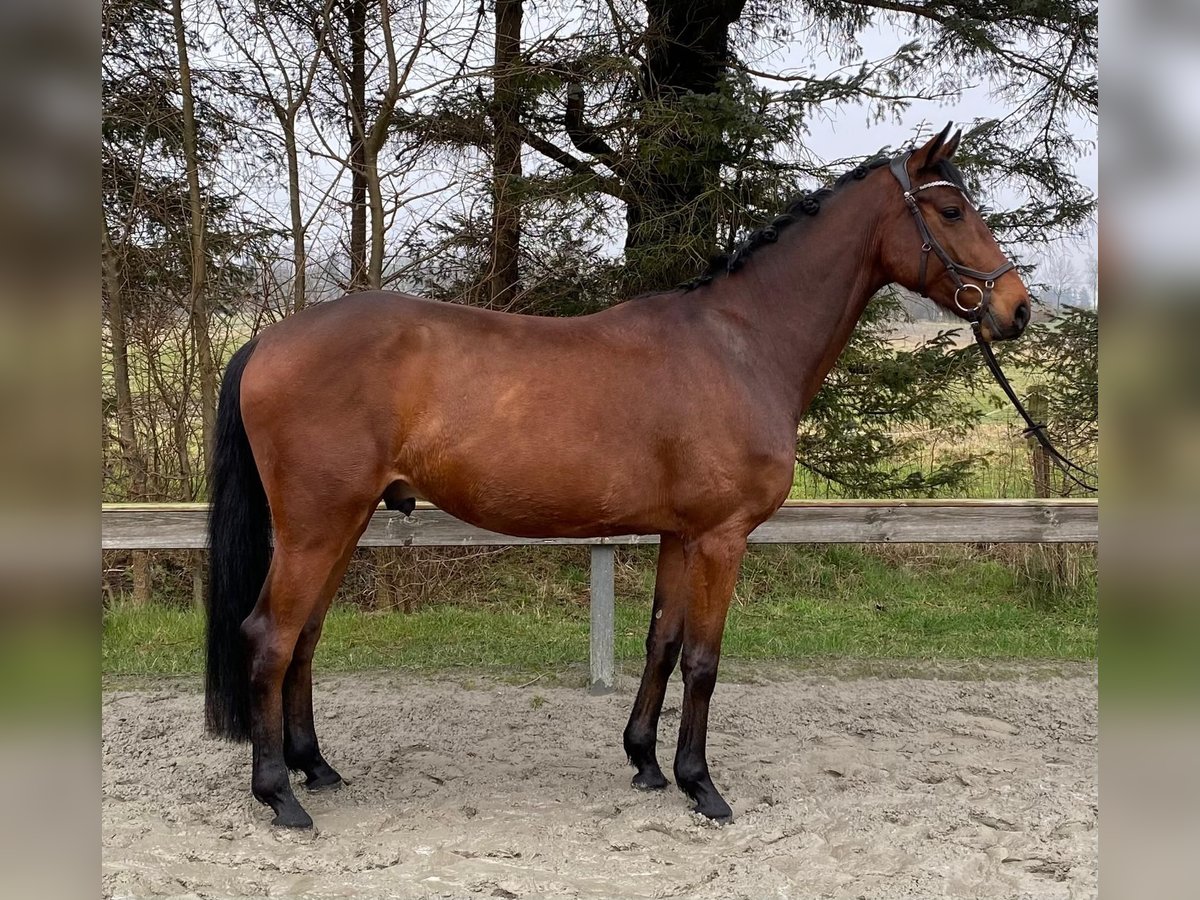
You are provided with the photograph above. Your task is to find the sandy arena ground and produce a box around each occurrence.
[103,664,1096,899]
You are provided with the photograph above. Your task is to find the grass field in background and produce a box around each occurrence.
[103,543,1096,677]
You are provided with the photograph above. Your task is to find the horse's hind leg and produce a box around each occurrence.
[623,533,686,790]
[282,540,359,790]
[241,512,366,828]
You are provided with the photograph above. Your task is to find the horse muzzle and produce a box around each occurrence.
[976,296,1031,342]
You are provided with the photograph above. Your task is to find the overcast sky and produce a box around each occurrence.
[212,2,1098,293]
[772,19,1097,196]
[770,19,1097,284]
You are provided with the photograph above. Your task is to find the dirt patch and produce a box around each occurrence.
[103,665,1096,899]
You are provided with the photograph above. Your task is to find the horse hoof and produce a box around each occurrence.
[632,769,669,791]
[693,797,734,823]
[677,773,734,822]
[261,789,314,828]
[270,805,314,829]
[304,770,346,791]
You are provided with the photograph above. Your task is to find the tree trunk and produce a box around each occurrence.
[103,221,155,607]
[101,221,144,500]
[352,0,407,291]
[366,143,385,288]
[346,0,369,289]
[622,0,746,294]
[284,120,307,311]
[487,0,523,308]
[171,0,216,472]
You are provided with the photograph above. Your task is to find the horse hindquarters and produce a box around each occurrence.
[209,334,386,827]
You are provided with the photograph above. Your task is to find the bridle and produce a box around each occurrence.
[888,151,1097,494]
[888,152,1015,326]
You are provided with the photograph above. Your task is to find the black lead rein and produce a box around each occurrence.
[971,324,1098,494]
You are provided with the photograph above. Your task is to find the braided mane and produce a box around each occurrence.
[679,156,893,292]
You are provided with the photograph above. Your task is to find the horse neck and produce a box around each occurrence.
[701,181,890,424]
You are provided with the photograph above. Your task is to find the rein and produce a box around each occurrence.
[889,151,1097,495]
[971,327,1098,494]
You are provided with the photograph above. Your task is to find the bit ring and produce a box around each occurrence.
[954,283,984,313]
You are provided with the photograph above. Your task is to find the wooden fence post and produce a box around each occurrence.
[131,550,152,606]
[191,550,205,612]
[589,544,615,694]
[1026,385,1051,498]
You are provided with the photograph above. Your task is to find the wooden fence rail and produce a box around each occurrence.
[102,499,1098,691]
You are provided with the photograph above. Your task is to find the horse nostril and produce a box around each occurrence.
[1013,300,1031,332]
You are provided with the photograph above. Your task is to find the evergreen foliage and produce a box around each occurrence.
[999,305,1099,493]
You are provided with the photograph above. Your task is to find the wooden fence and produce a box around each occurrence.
[102,499,1098,691]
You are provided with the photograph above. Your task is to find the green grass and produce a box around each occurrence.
[103,544,1096,678]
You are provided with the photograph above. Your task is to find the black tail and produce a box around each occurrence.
[204,338,270,741]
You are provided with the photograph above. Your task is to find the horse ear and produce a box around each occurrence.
[942,128,962,160]
[913,122,954,171]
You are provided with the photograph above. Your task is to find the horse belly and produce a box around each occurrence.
[398,422,674,539]
[431,462,669,539]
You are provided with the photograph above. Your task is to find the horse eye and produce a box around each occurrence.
[942,207,963,220]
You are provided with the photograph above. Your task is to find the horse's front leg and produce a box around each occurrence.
[623,533,686,790]
[673,527,746,822]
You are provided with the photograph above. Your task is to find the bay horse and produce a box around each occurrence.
[204,125,1031,828]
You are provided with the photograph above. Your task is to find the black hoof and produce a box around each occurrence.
[678,773,733,823]
[693,797,734,823]
[271,806,314,829]
[258,789,314,829]
[303,762,346,791]
[631,763,670,791]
